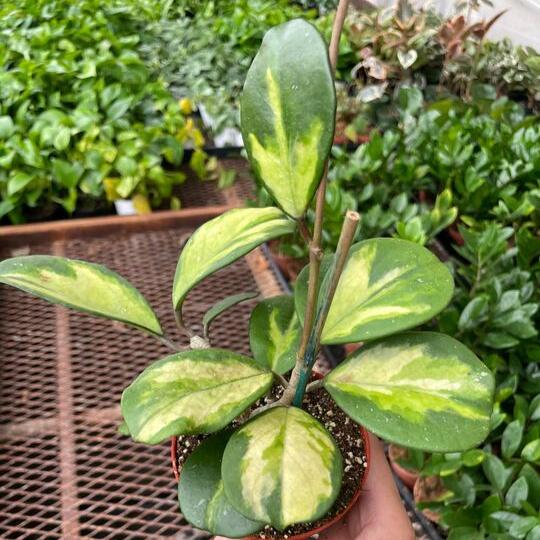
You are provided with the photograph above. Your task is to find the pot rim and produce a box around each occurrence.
[169,372,372,540]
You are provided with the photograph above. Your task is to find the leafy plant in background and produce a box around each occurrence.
[338,3,540,135]
[139,0,313,135]
[0,13,494,538]
[418,221,540,540]
[0,0,206,224]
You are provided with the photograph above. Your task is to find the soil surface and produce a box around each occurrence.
[175,384,367,540]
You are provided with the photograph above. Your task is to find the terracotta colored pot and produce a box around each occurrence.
[170,373,372,540]
[388,444,419,490]
[413,476,446,523]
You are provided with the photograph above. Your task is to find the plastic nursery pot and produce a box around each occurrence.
[170,372,372,540]
[388,444,419,490]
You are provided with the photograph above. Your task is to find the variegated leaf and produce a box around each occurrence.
[325,332,494,451]
[173,208,294,311]
[0,255,162,335]
[178,431,264,537]
[121,349,273,444]
[295,238,454,344]
[241,19,335,218]
[249,295,301,374]
[222,406,342,530]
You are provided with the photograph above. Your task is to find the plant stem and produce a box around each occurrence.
[174,307,195,339]
[328,0,350,73]
[291,211,359,406]
[279,0,351,408]
[305,378,324,393]
[275,373,289,388]
[157,334,186,352]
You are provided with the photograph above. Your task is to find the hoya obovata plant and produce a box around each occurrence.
[0,7,495,539]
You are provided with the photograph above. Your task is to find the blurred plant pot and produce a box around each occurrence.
[388,444,419,490]
[170,371,372,540]
[413,475,447,523]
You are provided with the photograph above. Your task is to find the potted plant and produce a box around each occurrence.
[0,2,495,538]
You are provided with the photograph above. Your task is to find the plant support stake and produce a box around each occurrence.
[292,210,360,406]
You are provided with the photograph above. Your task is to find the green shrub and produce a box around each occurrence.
[140,0,314,134]
[425,222,540,540]
[0,0,205,224]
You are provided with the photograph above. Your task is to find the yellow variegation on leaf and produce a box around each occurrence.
[172,207,294,312]
[0,255,162,335]
[249,295,301,374]
[121,349,273,444]
[295,238,454,344]
[241,19,336,218]
[222,406,342,530]
[325,332,494,451]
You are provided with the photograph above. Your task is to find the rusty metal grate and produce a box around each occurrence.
[176,158,254,209]
[178,177,225,208]
[0,217,296,539]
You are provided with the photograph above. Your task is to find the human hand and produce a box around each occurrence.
[215,432,414,540]
[317,432,414,540]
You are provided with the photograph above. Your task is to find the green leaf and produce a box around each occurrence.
[116,155,138,177]
[249,295,301,374]
[222,406,342,531]
[53,127,71,151]
[7,172,33,196]
[295,238,454,345]
[0,256,162,335]
[0,115,14,139]
[505,477,529,508]
[530,394,540,421]
[483,454,513,491]
[527,526,540,540]
[502,420,524,459]
[520,464,540,508]
[107,97,133,121]
[241,19,335,218]
[482,332,519,349]
[448,527,483,540]
[458,296,489,331]
[173,208,294,311]
[521,440,540,462]
[462,449,485,467]
[52,159,83,189]
[203,292,259,338]
[121,349,273,444]
[510,517,539,539]
[178,431,264,537]
[324,332,494,451]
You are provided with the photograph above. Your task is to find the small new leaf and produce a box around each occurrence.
[203,291,259,338]
[121,349,273,444]
[0,255,162,335]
